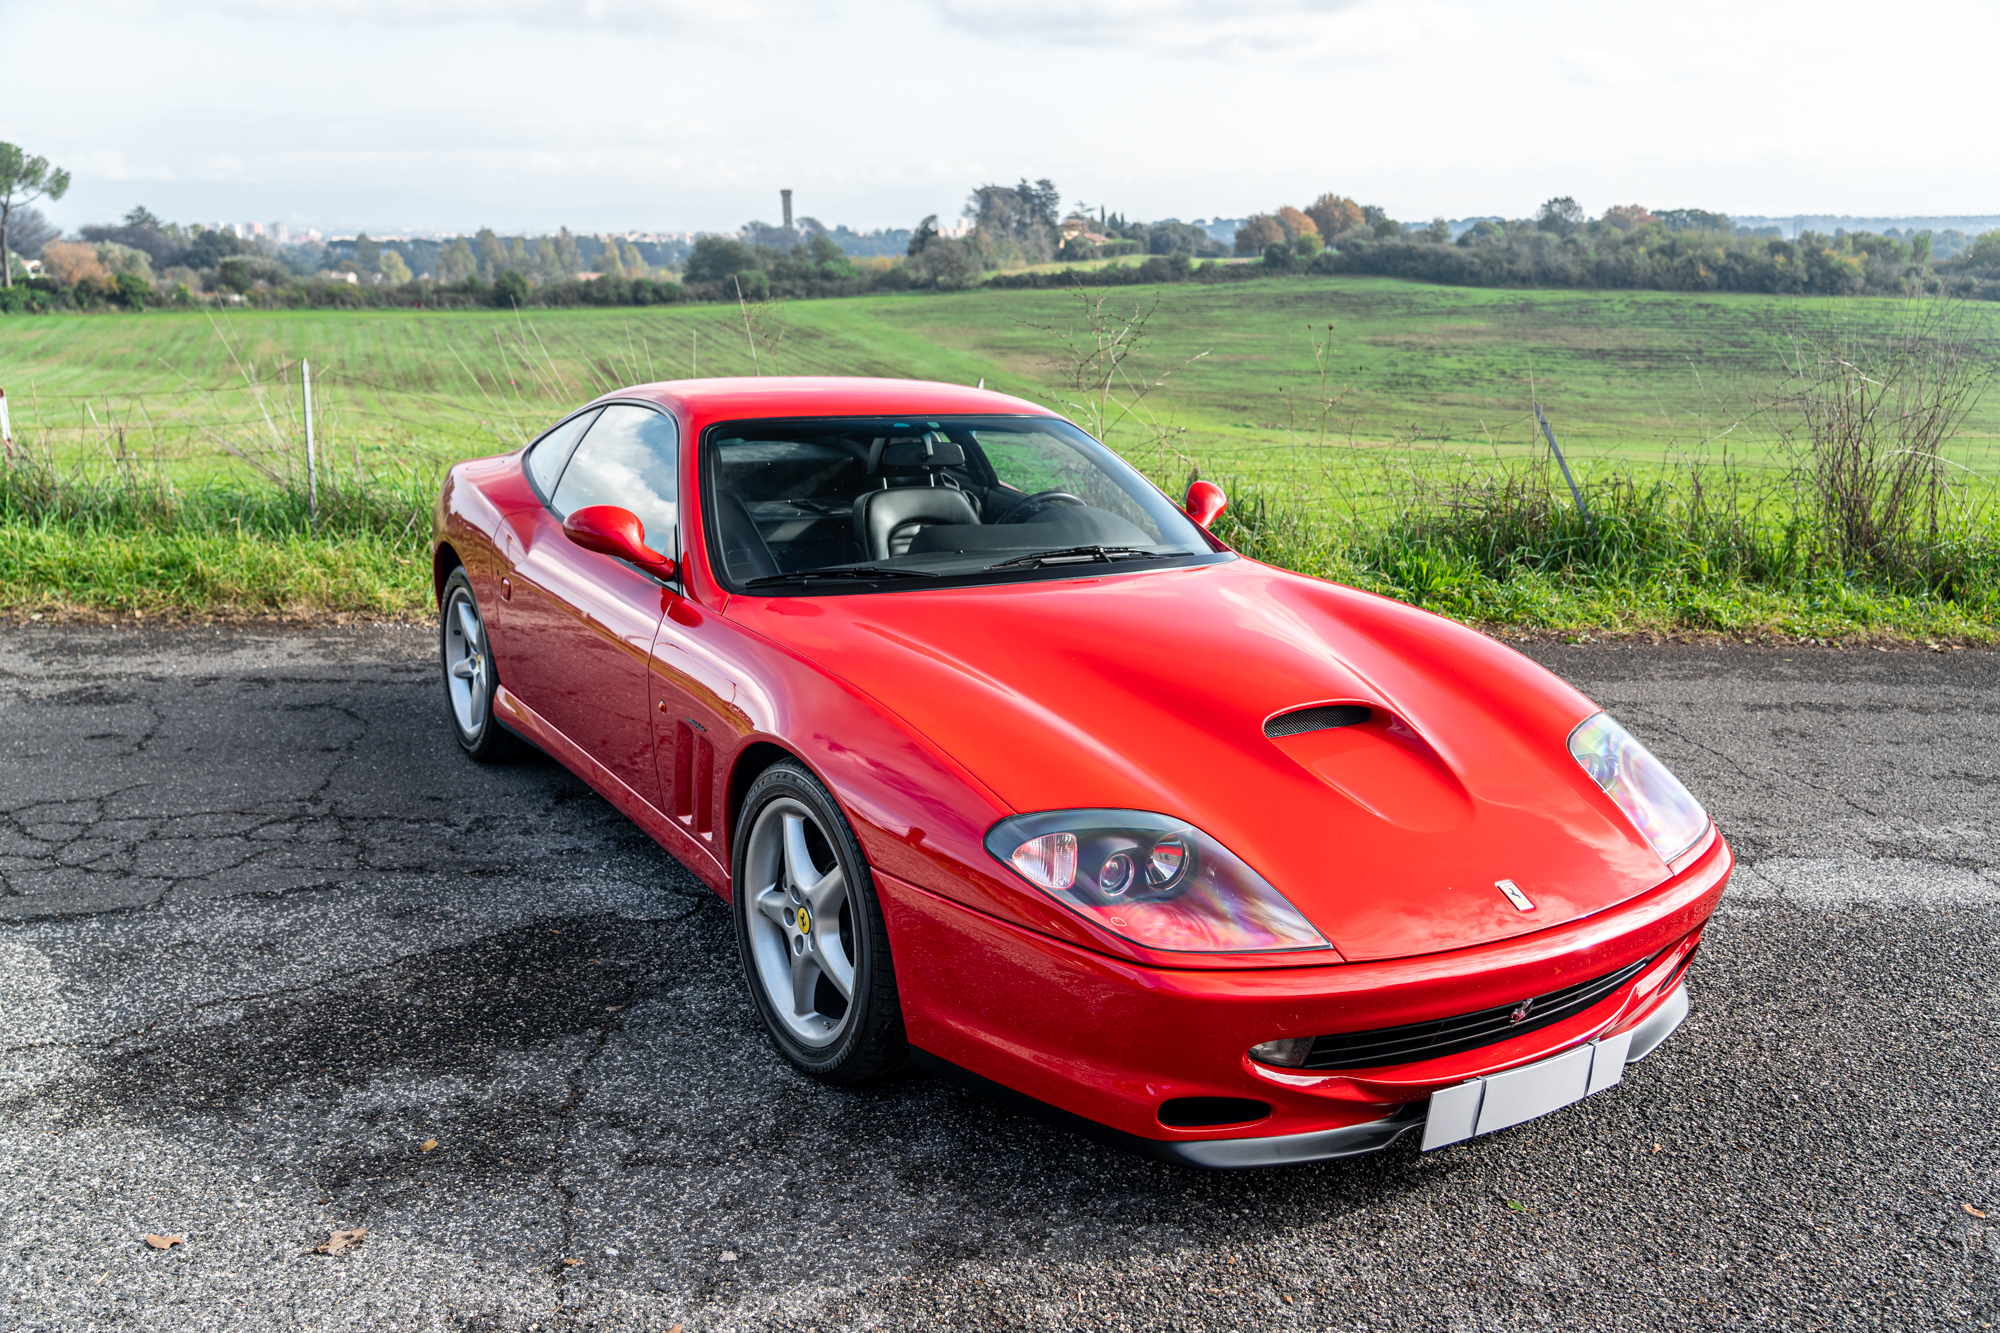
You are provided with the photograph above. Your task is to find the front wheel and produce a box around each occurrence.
[439,567,524,763]
[733,760,906,1083]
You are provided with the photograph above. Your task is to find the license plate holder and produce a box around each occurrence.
[1421,1029,1634,1151]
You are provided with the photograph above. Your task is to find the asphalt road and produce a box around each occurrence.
[1,624,1994,1332]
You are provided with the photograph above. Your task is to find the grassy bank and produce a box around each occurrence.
[1,279,1994,637]
[0,468,430,618]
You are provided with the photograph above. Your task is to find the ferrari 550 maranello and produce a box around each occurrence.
[431,376,1729,1168]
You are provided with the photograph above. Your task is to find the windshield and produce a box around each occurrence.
[703,414,1221,591]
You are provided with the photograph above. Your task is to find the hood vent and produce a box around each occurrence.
[1264,704,1372,739]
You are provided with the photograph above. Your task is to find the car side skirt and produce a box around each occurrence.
[493,684,729,895]
[908,1046,1427,1170]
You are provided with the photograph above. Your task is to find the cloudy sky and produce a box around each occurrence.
[6,0,1995,235]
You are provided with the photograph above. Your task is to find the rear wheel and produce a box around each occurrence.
[733,760,906,1083]
[439,567,523,763]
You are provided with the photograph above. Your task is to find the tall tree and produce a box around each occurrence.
[5,206,58,262]
[440,236,477,282]
[532,236,561,283]
[474,228,505,281]
[1233,214,1285,255]
[1536,197,1584,237]
[1274,206,1319,245]
[0,142,71,285]
[1305,193,1364,239]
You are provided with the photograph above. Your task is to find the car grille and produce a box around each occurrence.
[1299,954,1657,1070]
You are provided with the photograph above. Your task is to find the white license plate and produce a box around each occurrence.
[1421,1028,1634,1151]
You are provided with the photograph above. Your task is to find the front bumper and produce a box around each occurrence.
[881,831,1728,1165]
[914,981,1690,1169]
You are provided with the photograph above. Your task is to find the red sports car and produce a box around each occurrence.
[432,377,1728,1168]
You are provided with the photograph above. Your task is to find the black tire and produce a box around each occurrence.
[732,759,907,1083]
[439,567,525,763]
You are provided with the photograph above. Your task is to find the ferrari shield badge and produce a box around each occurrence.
[1496,879,1535,911]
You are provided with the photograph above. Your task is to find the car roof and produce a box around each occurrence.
[606,376,1058,422]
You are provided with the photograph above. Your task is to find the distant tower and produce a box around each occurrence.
[782,189,793,231]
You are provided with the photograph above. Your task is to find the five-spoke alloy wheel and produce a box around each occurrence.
[439,567,522,763]
[733,761,905,1081]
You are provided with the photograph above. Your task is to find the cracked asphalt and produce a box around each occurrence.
[1,624,1995,1332]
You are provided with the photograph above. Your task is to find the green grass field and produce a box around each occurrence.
[2,276,1995,636]
[7,276,1999,487]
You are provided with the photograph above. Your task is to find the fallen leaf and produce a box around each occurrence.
[420,1139,439,1152]
[1967,1204,1989,1219]
[670,1326,683,1333]
[312,1227,367,1256]
[562,1258,580,1267]
[1506,1201,1526,1212]
[720,1250,739,1262]
[143,1234,184,1250]
[605,1005,624,1012]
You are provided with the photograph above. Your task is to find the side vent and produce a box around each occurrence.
[673,722,717,841]
[1264,704,1372,739]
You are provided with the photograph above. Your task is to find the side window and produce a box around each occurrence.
[550,404,680,552]
[524,408,602,498]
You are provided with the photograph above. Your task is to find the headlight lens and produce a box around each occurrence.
[986,809,1330,953]
[1567,712,1709,862]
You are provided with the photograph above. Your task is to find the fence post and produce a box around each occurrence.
[1533,403,1594,537]
[0,387,12,462]
[303,360,318,536]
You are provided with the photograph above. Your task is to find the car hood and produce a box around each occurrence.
[729,560,1671,962]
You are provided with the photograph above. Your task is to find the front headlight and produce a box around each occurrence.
[1567,712,1709,862]
[984,809,1330,953]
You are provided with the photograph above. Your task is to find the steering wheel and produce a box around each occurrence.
[996,490,1087,524]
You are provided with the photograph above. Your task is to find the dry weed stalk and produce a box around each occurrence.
[1775,300,1993,576]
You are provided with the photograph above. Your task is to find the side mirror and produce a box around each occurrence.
[1184,479,1227,530]
[562,504,675,577]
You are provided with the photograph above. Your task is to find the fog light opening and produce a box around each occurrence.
[1157,1097,1272,1129]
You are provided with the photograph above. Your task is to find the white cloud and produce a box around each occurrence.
[927,0,1451,55]
[81,150,131,181]
[1553,48,1643,89]
[74,0,824,30]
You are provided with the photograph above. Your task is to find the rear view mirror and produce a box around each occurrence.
[1184,479,1227,530]
[563,504,675,577]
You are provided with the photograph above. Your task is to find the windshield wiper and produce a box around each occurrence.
[742,566,937,587]
[985,545,1180,571]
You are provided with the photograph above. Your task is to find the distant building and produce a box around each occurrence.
[269,222,289,244]
[244,222,265,238]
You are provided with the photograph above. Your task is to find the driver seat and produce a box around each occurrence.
[854,487,980,560]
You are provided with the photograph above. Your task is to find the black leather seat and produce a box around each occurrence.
[854,487,980,560]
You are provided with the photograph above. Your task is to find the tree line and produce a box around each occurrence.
[7,132,2000,314]
[1215,195,1978,299]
